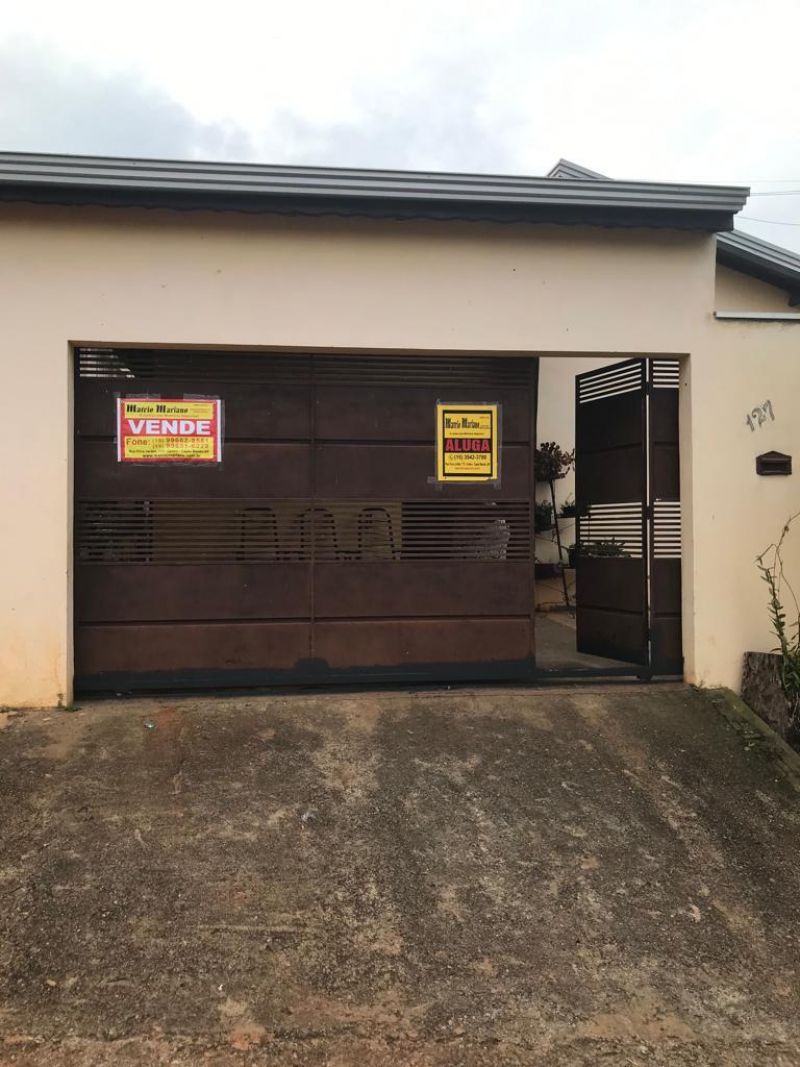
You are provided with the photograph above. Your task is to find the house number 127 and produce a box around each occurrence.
[746,400,774,432]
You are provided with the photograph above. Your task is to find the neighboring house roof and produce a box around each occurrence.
[549,158,800,303]
[546,159,608,181]
[0,151,747,231]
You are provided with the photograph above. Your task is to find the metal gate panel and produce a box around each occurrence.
[574,357,682,674]
[75,623,312,678]
[305,356,535,681]
[575,360,649,666]
[75,563,311,621]
[314,619,532,674]
[313,445,532,499]
[314,385,532,442]
[74,349,537,690]
[313,560,533,617]
[75,445,313,499]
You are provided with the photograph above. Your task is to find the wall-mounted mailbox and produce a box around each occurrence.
[756,451,792,476]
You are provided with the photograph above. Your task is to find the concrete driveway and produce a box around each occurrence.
[1,685,800,1066]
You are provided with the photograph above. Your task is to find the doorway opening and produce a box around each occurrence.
[534,356,683,680]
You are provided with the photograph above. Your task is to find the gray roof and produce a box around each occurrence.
[549,159,800,300]
[0,151,747,231]
[716,229,800,303]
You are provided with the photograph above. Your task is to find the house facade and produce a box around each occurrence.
[1,152,799,705]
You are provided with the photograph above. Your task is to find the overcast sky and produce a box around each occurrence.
[2,0,800,249]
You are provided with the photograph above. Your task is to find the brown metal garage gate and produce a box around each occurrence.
[74,349,538,691]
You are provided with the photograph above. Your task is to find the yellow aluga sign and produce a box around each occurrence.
[436,402,500,482]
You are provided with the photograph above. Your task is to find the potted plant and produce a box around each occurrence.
[534,500,553,531]
[535,442,575,606]
[582,538,629,558]
[560,497,577,518]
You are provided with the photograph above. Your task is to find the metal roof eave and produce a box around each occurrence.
[0,152,748,229]
[548,158,800,299]
[717,230,800,304]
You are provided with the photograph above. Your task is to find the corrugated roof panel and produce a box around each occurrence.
[0,151,748,228]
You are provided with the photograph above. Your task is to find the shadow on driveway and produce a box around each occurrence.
[1,685,799,1065]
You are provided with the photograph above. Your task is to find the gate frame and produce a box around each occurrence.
[66,342,691,698]
[70,343,541,693]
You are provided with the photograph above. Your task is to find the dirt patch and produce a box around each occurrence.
[41,712,90,762]
[578,990,698,1041]
[1,686,800,1065]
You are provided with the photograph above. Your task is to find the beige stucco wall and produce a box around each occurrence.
[687,315,800,688]
[2,199,796,704]
[715,263,792,312]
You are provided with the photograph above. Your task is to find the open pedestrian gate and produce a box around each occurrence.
[74,349,538,690]
[575,358,682,675]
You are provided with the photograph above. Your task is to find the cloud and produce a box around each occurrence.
[0,40,255,160]
[265,58,520,173]
[2,4,800,253]
[0,35,523,182]
[3,4,800,182]
[0,34,520,174]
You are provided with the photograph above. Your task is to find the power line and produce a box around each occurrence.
[739,215,800,226]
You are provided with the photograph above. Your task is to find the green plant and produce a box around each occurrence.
[756,513,800,735]
[582,538,629,558]
[535,441,575,484]
[534,500,553,531]
[560,497,577,518]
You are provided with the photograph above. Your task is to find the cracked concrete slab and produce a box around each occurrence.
[1,685,799,1065]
